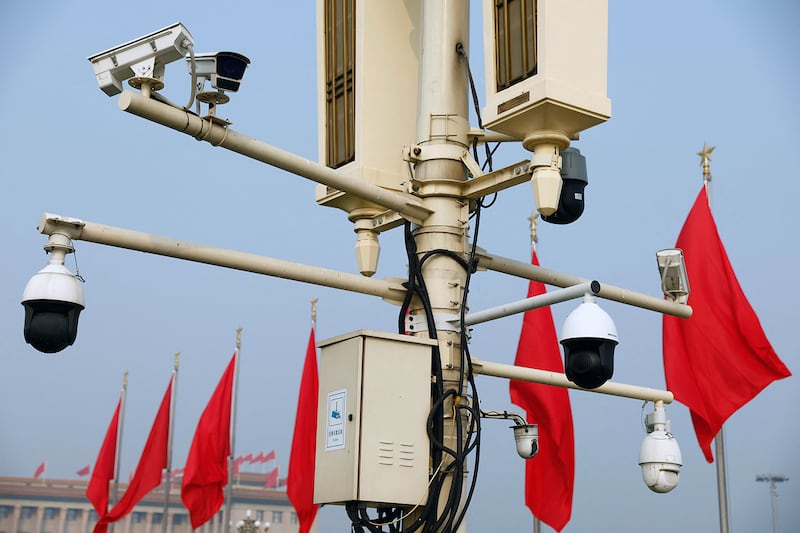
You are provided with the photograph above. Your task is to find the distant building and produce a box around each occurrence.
[0,473,312,533]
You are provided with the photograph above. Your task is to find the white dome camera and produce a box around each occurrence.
[512,423,539,459]
[560,293,618,389]
[21,235,84,354]
[639,403,682,493]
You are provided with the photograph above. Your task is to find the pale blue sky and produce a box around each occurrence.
[1,1,798,532]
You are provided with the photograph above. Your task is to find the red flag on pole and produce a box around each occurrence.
[33,462,46,479]
[287,327,319,533]
[264,466,279,489]
[181,353,236,529]
[94,376,173,533]
[263,449,276,463]
[663,187,791,462]
[510,250,575,532]
[86,394,122,515]
[233,456,245,475]
[77,465,91,477]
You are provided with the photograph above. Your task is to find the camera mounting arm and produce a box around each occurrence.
[35,213,407,304]
[117,91,432,225]
[470,357,674,404]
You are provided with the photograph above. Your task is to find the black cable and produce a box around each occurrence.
[367,43,493,531]
[457,42,494,177]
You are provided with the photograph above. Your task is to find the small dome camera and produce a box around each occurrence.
[512,423,539,459]
[560,293,618,389]
[639,403,682,493]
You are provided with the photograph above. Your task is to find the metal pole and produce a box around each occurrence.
[770,481,779,533]
[225,328,243,533]
[406,1,471,529]
[36,213,407,305]
[471,358,674,404]
[109,372,127,533]
[715,429,730,533]
[756,475,787,533]
[162,353,179,533]
[475,250,692,319]
[530,215,543,533]
[461,281,598,326]
[116,91,432,224]
[698,142,730,533]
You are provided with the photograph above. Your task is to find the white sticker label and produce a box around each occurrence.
[325,388,347,451]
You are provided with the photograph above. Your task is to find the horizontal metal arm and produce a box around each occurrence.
[37,213,407,304]
[471,357,673,403]
[460,281,599,326]
[117,91,432,224]
[475,249,692,319]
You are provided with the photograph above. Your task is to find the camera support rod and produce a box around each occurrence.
[117,91,433,225]
[475,249,692,319]
[471,358,674,404]
[36,213,407,305]
[460,280,599,326]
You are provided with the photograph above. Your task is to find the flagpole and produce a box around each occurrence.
[697,142,730,533]
[528,212,542,533]
[224,328,242,533]
[162,353,179,533]
[109,371,127,533]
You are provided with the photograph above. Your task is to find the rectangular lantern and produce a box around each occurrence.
[315,0,421,215]
[481,0,611,141]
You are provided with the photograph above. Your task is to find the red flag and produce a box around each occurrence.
[263,449,276,463]
[94,376,173,533]
[87,394,121,515]
[77,465,91,477]
[663,187,791,462]
[264,466,279,489]
[244,453,254,463]
[181,353,236,529]
[510,250,575,532]
[33,462,46,479]
[287,327,319,533]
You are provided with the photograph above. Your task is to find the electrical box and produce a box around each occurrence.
[313,330,435,507]
[315,0,421,215]
[481,0,611,141]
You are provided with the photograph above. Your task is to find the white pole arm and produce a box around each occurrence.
[117,91,433,224]
[37,213,406,304]
[460,281,598,327]
[475,249,692,319]
[471,357,674,404]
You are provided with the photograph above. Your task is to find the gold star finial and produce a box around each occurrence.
[528,211,539,249]
[311,297,318,326]
[697,142,715,182]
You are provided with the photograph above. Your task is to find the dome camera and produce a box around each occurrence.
[21,235,85,354]
[512,423,539,459]
[541,147,588,225]
[639,403,682,493]
[560,293,618,389]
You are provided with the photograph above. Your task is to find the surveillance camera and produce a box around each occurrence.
[560,293,618,389]
[639,404,682,493]
[190,52,250,94]
[656,248,690,304]
[88,22,194,96]
[541,147,588,225]
[512,423,539,459]
[21,238,85,354]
